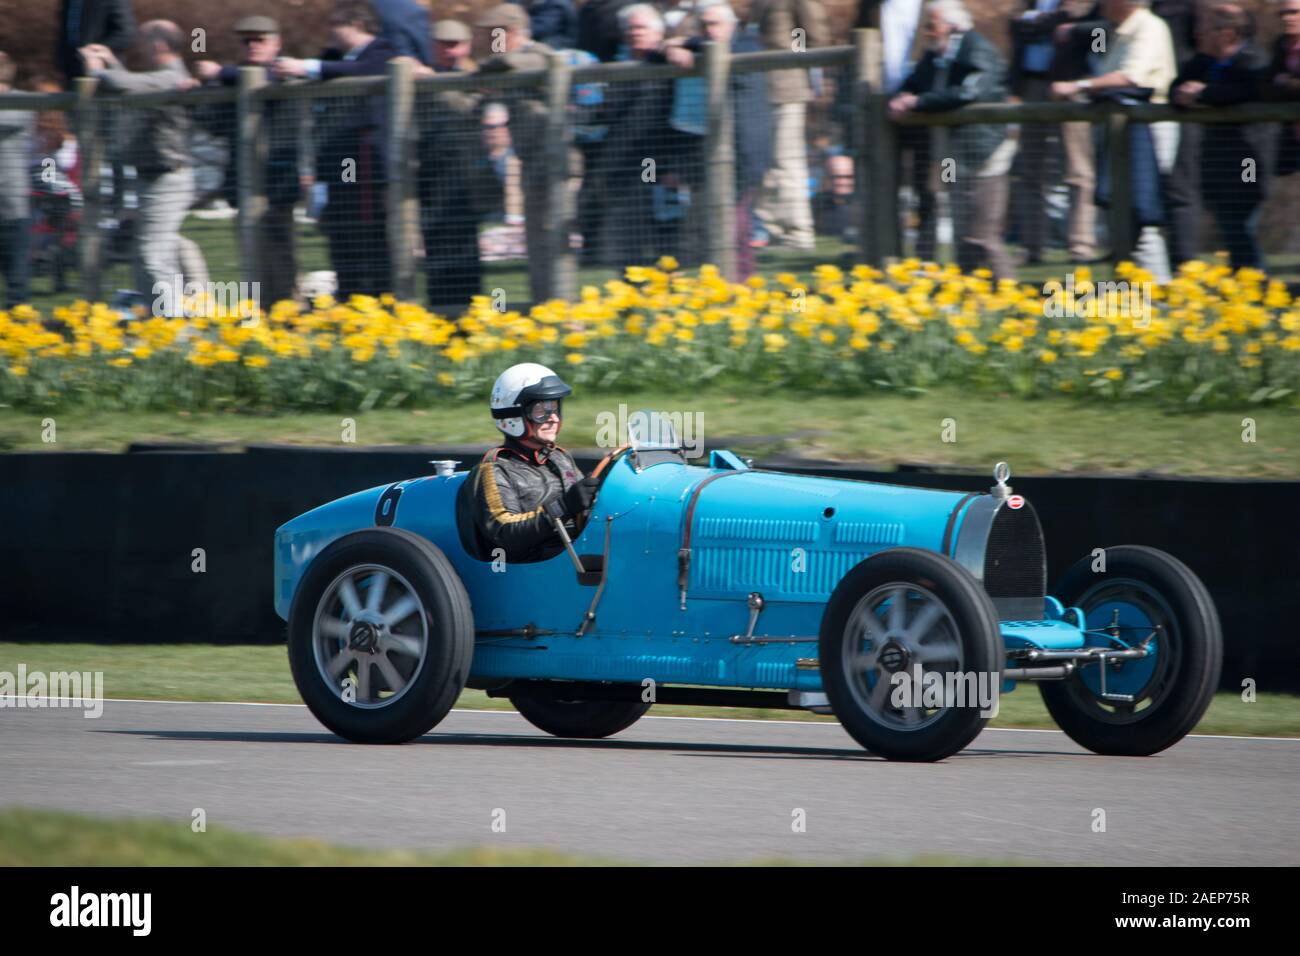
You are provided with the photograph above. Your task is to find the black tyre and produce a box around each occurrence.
[820,547,1004,761]
[1040,545,1221,756]
[510,694,651,739]
[288,528,474,744]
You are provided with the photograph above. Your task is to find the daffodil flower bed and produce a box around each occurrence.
[1,257,1296,411]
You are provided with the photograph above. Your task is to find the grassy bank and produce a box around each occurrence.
[1,642,1294,738]
[2,387,1296,477]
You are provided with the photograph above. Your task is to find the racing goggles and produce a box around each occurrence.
[524,399,562,423]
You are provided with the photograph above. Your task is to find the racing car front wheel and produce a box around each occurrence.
[288,528,474,744]
[1040,545,1221,756]
[820,548,1004,762]
[509,693,650,739]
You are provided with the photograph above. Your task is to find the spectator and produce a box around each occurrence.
[472,102,524,223]
[813,153,859,243]
[195,17,303,306]
[0,52,34,307]
[666,1,773,277]
[891,0,1016,280]
[588,4,678,265]
[1053,0,1178,281]
[1009,0,1100,263]
[1153,0,1199,67]
[511,0,579,49]
[406,20,485,310]
[57,0,134,85]
[81,21,209,315]
[1172,4,1268,269]
[372,0,434,64]
[27,74,82,295]
[1268,0,1300,179]
[476,3,558,300]
[749,0,829,254]
[1155,0,1205,266]
[857,0,926,94]
[276,2,396,299]
[578,0,639,61]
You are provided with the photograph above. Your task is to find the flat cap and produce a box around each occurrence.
[433,19,473,42]
[233,15,280,34]
[475,4,529,30]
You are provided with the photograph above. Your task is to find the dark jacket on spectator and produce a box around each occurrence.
[1008,1,1100,92]
[204,68,305,208]
[593,47,678,178]
[312,37,397,180]
[1268,35,1300,176]
[577,0,637,61]
[1152,0,1199,69]
[1174,47,1271,192]
[57,0,135,82]
[512,0,578,49]
[901,30,1009,169]
[372,0,433,65]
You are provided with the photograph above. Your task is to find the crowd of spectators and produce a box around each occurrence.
[1,0,1299,311]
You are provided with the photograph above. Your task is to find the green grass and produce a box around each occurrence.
[0,808,1038,866]
[2,386,1296,477]
[2,642,1295,737]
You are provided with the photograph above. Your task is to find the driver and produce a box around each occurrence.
[462,363,601,563]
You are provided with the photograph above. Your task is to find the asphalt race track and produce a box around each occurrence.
[5,701,1297,865]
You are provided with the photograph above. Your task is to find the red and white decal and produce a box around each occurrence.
[1006,494,1025,510]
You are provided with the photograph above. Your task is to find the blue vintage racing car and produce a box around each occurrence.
[274,428,1222,761]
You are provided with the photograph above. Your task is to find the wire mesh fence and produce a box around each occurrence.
[3,33,1300,321]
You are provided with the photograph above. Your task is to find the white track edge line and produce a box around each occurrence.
[20,696,1300,742]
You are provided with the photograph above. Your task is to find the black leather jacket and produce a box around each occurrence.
[900,31,1010,170]
[458,438,585,563]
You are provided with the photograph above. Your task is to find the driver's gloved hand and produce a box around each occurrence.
[561,476,600,516]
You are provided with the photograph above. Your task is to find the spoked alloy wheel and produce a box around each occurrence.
[820,548,1004,762]
[843,582,963,732]
[312,564,429,709]
[289,528,473,744]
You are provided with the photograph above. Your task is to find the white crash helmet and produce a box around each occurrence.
[489,363,573,438]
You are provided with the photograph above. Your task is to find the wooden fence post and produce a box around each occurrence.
[702,41,737,279]
[857,29,899,266]
[544,52,575,302]
[73,77,103,301]
[237,66,268,303]
[1107,110,1134,265]
[385,58,417,301]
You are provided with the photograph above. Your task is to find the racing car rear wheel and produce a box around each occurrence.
[1040,545,1221,756]
[509,694,650,739]
[288,528,473,744]
[820,548,1004,762]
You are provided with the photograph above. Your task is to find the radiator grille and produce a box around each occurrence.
[983,501,1046,620]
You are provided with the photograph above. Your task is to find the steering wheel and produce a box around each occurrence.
[572,445,630,536]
